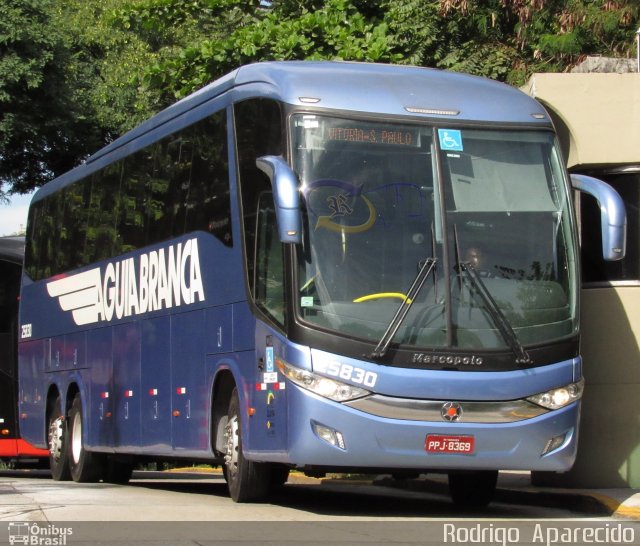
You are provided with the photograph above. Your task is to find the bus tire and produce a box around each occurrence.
[224,388,270,502]
[47,396,71,481]
[68,394,103,483]
[448,470,498,508]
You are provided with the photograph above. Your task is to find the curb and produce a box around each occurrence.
[587,493,640,520]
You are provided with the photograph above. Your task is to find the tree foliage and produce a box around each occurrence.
[138,0,640,101]
[1,0,638,197]
[430,0,639,83]
[144,0,402,99]
[0,0,105,198]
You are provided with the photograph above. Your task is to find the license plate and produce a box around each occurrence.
[425,434,475,454]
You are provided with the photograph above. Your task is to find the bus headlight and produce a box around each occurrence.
[526,378,584,410]
[277,359,370,402]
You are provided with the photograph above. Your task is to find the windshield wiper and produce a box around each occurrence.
[370,258,437,360]
[457,262,531,365]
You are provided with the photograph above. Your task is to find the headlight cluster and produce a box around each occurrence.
[527,378,584,410]
[277,358,370,402]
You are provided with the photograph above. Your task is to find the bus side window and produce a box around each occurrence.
[0,262,11,334]
[234,98,284,302]
[254,193,285,326]
[184,113,232,246]
[0,260,19,378]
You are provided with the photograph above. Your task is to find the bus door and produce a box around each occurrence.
[250,194,289,452]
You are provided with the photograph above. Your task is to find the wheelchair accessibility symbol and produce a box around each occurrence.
[438,129,464,152]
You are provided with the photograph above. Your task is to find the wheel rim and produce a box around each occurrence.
[224,414,240,477]
[71,411,82,464]
[48,417,64,461]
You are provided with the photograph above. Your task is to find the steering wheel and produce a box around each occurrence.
[353,292,413,304]
[300,276,316,293]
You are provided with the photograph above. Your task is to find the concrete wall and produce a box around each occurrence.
[523,72,640,169]
[524,69,640,488]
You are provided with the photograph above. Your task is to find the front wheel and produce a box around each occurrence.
[224,388,271,502]
[448,470,498,508]
[47,396,70,481]
[68,394,104,482]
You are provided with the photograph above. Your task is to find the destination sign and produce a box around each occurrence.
[326,126,417,146]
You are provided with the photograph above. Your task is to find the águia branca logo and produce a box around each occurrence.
[46,238,205,326]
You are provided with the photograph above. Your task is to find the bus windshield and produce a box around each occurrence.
[293,114,577,352]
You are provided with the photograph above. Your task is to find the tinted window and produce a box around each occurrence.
[234,99,284,300]
[254,193,285,326]
[25,111,231,280]
[0,259,20,377]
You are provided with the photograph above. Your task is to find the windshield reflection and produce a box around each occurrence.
[293,114,577,353]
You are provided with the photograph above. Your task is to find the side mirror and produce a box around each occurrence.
[256,156,302,244]
[571,174,627,261]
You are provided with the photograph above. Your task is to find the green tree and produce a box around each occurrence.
[0,0,260,197]
[404,0,640,85]
[144,0,402,99]
[142,0,639,100]
[100,0,263,128]
[1,0,638,197]
[0,0,105,200]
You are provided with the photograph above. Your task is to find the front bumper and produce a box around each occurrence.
[262,384,578,472]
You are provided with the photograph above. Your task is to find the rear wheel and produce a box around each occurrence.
[224,388,271,502]
[448,470,498,508]
[47,396,70,481]
[68,394,104,483]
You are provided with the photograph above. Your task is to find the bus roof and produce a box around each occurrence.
[0,236,24,265]
[32,61,552,204]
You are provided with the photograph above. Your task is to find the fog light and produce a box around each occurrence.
[1,429,9,436]
[312,421,346,450]
[542,433,567,455]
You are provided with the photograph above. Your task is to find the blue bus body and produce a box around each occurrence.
[18,62,622,504]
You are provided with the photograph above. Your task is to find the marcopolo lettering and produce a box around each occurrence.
[47,238,205,326]
[412,353,483,366]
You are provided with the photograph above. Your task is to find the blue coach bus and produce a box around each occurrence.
[18,62,625,506]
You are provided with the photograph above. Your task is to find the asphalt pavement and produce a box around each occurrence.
[168,466,640,519]
[366,471,640,519]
